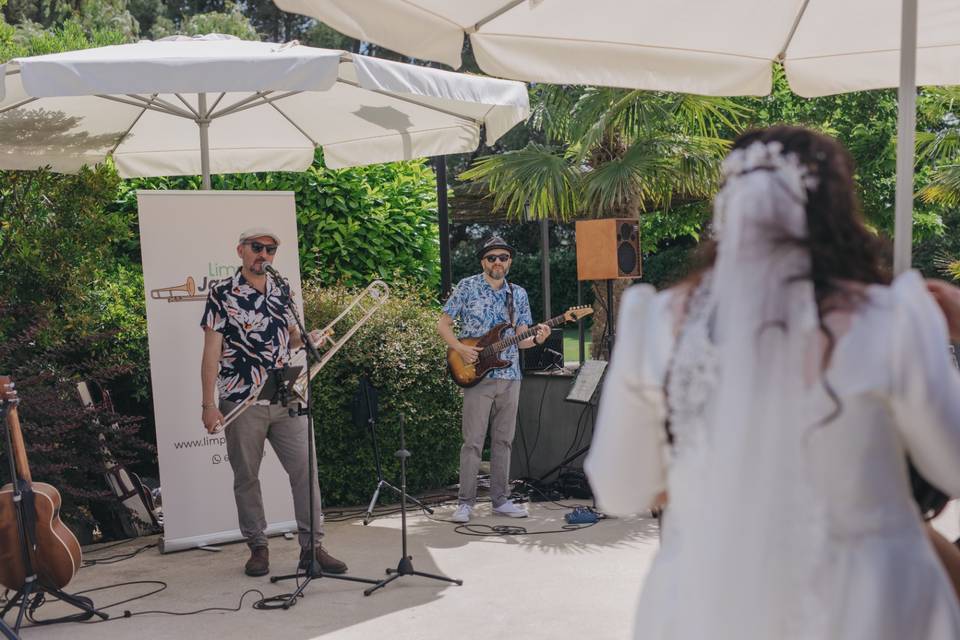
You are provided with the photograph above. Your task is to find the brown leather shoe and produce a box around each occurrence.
[244,546,269,576]
[298,545,348,575]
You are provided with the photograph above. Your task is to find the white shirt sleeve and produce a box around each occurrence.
[585,285,674,515]
[890,270,960,498]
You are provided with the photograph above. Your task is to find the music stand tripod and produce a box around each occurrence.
[353,377,433,525]
[363,414,462,596]
[0,392,108,635]
[264,274,379,609]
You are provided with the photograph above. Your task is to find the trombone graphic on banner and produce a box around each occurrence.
[150,277,207,303]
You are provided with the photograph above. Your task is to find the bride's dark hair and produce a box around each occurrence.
[730,125,890,305]
[689,126,891,422]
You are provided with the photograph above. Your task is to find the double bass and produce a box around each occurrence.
[0,375,82,591]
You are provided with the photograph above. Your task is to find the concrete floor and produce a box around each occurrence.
[7,501,660,640]
[8,500,960,640]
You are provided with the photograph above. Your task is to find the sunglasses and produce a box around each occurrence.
[246,241,278,256]
[484,253,511,263]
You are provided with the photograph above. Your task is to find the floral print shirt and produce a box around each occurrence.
[442,274,532,380]
[200,268,296,403]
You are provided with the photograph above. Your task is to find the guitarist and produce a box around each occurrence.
[437,236,549,523]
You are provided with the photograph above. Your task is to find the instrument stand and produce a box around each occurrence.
[265,275,378,609]
[363,415,462,596]
[353,377,433,525]
[0,399,107,634]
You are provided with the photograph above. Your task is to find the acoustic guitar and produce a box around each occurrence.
[0,375,82,590]
[447,306,593,388]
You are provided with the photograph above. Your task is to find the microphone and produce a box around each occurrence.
[261,262,285,282]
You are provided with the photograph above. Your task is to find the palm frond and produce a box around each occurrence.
[569,88,671,155]
[667,94,752,138]
[582,135,726,214]
[916,129,960,164]
[919,164,960,207]
[528,84,584,143]
[459,143,583,221]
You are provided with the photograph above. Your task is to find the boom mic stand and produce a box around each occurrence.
[353,376,433,525]
[1,387,108,634]
[364,414,462,596]
[264,268,378,609]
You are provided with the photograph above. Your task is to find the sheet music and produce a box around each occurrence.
[566,360,607,404]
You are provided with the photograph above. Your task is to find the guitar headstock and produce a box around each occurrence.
[563,305,594,322]
[0,375,18,406]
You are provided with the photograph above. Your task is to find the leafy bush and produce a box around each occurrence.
[301,281,461,506]
[0,166,127,315]
[0,307,152,538]
[112,150,441,290]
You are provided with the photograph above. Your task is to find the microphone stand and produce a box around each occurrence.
[263,268,378,609]
[363,414,462,596]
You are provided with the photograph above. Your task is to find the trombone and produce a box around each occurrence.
[215,280,390,432]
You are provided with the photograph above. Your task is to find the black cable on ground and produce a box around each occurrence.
[452,521,599,537]
[19,580,268,627]
[82,543,158,568]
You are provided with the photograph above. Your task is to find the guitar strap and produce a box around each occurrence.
[505,282,516,328]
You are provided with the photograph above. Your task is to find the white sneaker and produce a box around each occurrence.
[451,503,472,523]
[492,500,528,518]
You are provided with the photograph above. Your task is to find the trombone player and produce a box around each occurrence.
[199,227,347,578]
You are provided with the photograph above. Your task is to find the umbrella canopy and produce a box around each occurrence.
[277,0,959,274]
[0,34,529,185]
[273,0,960,97]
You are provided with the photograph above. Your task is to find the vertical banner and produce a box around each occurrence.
[139,191,302,553]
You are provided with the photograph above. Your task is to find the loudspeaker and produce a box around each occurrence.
[521,328,565,372]
[575,218,641,280]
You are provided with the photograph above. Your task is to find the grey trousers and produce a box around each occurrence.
[459,378,521,507]
[221,400,323,550]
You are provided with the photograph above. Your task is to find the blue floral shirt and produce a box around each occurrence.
[200,269,297,403]
[443,274,533,380]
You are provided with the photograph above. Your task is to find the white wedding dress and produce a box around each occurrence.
[586,270,960,639]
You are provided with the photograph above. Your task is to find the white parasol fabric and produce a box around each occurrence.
[0,34,529,184]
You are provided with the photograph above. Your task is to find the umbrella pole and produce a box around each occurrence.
[435,156,452,299]
[198,93,212,190]
[893,0,918,275]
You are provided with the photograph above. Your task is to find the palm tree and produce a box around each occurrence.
[917,87,960,280]
[918,87,960,209]
[460,85,748,356]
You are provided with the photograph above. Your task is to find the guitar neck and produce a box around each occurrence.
[3,401,32,484]
[484,314,567,355]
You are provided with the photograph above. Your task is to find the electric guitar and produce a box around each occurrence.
[0,375,82,590]
[446,306,593,388]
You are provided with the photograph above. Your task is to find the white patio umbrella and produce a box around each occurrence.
[0,34,529,189]
[274,0,960,273]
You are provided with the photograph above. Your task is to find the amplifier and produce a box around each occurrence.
[521,328,564,372]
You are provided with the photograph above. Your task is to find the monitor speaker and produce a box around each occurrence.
[521,328,565,372]
[575,218,641,280]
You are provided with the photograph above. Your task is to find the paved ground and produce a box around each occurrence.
[7,500,960,640]
[6,500,659,640]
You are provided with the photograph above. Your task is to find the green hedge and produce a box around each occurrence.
[302,282,462,506]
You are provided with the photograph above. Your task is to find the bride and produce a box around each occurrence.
[586,126,960,639]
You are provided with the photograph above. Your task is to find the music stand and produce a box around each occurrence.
[256,365,302,406]
[353,376,433,525]
[536,360,607,483]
